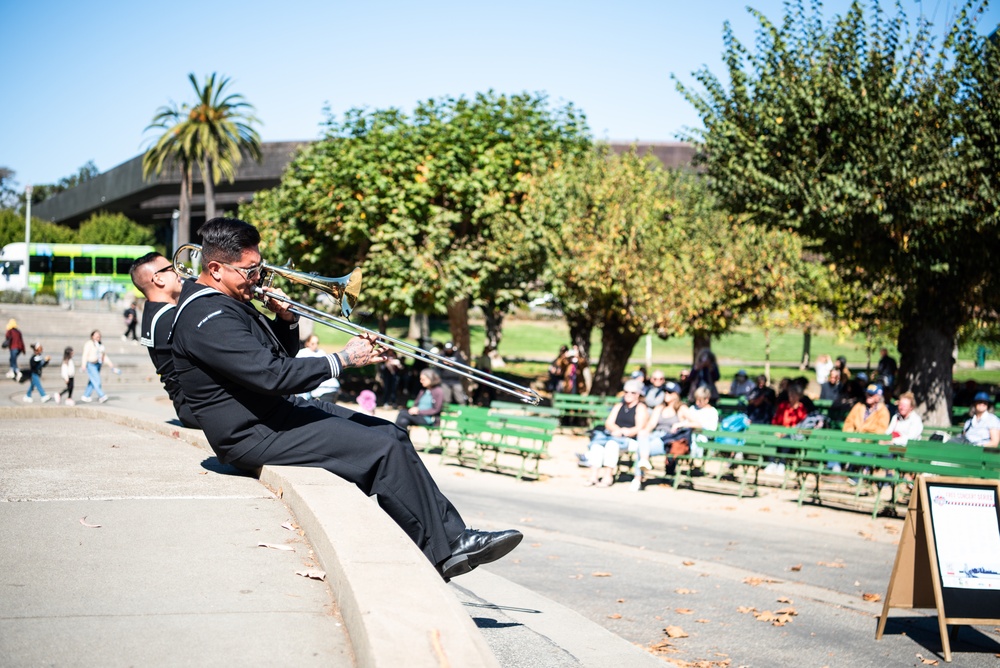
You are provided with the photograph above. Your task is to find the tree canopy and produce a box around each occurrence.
[244,92,590,357]
[676,0,1000,424]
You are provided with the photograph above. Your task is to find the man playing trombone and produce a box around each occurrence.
[169,217,522,580]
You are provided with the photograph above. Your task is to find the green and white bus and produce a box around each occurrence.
[0,242,157,301]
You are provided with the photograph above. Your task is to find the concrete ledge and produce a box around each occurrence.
[260,465,498,668]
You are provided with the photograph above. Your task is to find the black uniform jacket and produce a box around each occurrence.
[141,301,194,424]
[170,280,340,462]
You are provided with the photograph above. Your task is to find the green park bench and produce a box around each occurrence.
[438,410,559,480]
[552,393,617,432]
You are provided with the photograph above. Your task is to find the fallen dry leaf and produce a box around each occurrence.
[198,471,208,475]
[648,639,677,654]
[675,588,697,595]
[617,598,625,603]
[592,572,612,577]
[664,625,689,638]
[257,543,294,551]
[695,618,711,623]
[759,507,771,512]
[736,606,757,614]
[79,517,102,528]
[608,613,622,619]
[862,592,882,602]
[859,531,874,541]
[775,607,798,616]
[884,524,900,534]
[743,577,780,586]
[915,653,939,665]
[682,560,696,566]
[295,569,326,581]
[171,430,180,438]
[817,560,846,568]
[675,608,694,614]
[777,597,793,604]
[790,564,803,572]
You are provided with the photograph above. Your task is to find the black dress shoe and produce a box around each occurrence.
[438,528,523,581]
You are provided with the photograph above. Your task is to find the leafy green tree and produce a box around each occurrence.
[527,146,679,394]
[0,167,20,210]
[0,210,77,246]
[77,211,155,246]
[246,93,589,362]
[676,0,1000,425]
[143,73,262,247]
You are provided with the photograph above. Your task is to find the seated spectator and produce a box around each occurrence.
[644,369,667,409]
[584,380,649,487]
[820,368,844,402]
[546,345,569,393]
[746,386,776,424]
[632,381,688,490]
[814,354,834,387]
[886,391,923,445]
[961,392,1000,448]
[295,334,341,403]
[395,369,444,430]
[834,355,852,381]
[772,384,809,427]
[729,370,755,397]
[842,383,891,434]
[678,368,692,398]
[671,385,720,458]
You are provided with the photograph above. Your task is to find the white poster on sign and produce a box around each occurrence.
[927,484,1000,590]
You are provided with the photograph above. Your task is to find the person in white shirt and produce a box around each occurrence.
[962,392,1000,448]
[295,334,341,403]
[886,392,923,445]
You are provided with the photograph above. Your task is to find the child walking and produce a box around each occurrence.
[24,342,55,403]
[60,347,76,406]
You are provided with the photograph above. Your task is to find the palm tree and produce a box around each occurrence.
[142,100,195,250]
[142,73,262,246]
[178,72,262,221]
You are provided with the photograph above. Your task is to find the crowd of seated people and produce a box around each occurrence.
[574,352,1000,488]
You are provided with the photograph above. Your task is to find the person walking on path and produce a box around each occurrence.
[80,330,116,404]
[23,342,54,403]
[5,318,25,381]
[122,302,139,342]
[170,217,522,581]
[59,346,76,406]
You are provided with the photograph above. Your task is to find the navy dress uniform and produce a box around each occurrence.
[169,280,467,567]
[140,300,198,429]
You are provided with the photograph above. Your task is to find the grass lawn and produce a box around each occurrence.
[309,315,1000,386]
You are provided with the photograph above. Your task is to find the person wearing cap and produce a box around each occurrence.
[962,392,1000,448]
[644,370,668,408]
[728,370,755,397]
[842,383,890,434]
[583,379,649,487]
[4,318,25,381]
[632,380,688,490]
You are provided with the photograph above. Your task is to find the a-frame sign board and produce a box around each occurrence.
[876,476,1000,662]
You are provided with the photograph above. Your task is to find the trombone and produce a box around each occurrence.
[173,244,542,405]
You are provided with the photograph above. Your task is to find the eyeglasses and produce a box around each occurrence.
[222,262,263,282]
[153,265,176,276]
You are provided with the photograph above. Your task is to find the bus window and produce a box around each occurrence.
[29,256,52,273]
[74,257,93,273]
[52,256,72,273]
[94,257,113,275]
[115,257,133,275]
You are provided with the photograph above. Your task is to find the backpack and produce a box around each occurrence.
[715,413,751,446]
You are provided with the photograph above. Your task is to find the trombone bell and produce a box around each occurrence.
[263,265,362,318]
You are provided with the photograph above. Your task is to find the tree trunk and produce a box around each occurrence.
[800,327,812,370]
[896,314,956,428]
[178,165,191,246]
[482,302,504,350]
[407,313,430,347]
[691,330,712,364]
[591,325,643,396]
[203,159,216,221]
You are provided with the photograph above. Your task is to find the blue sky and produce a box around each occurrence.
[2,0,997,189]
